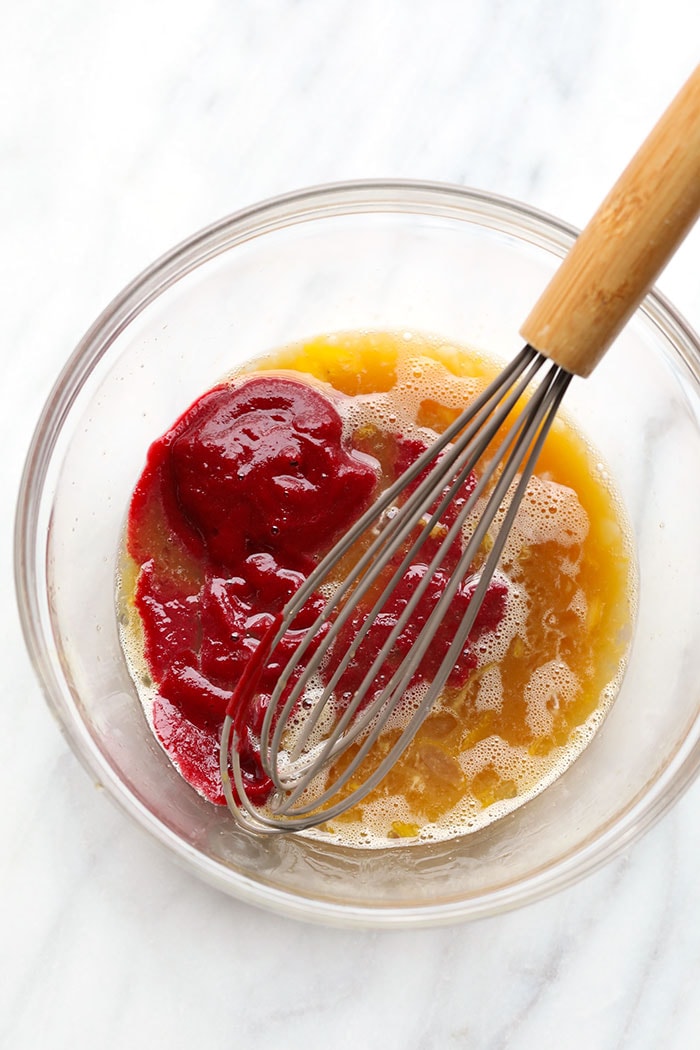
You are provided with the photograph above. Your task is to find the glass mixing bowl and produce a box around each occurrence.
[15,181,700,927]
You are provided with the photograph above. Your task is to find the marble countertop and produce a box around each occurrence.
[2,2,700,1047]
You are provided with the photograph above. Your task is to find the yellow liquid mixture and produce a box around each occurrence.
[121,329,636,848]
[233,331,636,845]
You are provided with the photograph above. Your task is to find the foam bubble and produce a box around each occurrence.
[568,588,588,621]
[336,348,483,446]
[487,475,590,570]
[471,570,528,667]
[524,659,580,736]
[474,665,504,712]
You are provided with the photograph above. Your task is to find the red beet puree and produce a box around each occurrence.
[126,375,507,806]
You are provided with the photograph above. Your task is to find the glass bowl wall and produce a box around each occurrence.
[15,182,700,927]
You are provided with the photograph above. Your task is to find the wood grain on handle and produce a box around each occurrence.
[520,65,700,377]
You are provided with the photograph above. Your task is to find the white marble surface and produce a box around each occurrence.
[2,2,700,1047]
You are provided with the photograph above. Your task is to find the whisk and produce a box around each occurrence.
[221,65,700,833]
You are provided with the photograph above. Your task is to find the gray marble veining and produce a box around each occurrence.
[2,2,700,1048]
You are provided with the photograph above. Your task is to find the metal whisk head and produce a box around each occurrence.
[220,346,572,833]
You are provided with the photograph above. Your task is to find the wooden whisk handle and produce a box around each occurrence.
[520,64,700,377]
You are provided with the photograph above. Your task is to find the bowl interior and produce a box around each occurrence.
[19,184,700,925]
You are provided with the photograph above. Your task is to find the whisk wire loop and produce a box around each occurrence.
[272,359,556,786]
[265,363,572,825]
[220,349,573,832]
[260,347,545,771]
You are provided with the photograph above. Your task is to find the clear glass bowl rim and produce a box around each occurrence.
[14,179,700,928]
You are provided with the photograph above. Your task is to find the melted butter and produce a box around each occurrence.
[238,331,636,847]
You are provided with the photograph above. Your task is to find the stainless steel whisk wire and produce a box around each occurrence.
[220,65,700,833]
[222,348,572,832]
